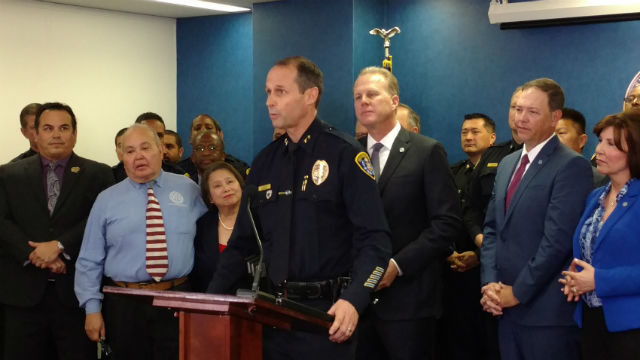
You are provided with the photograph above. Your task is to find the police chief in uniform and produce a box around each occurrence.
[208,56,392,360]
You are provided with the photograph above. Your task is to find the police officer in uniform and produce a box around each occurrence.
[445,113,496,360]
[208,56,391,360]
[464,88,523,249]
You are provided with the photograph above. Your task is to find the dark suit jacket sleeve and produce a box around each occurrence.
[56,160,115,260]
[393,141,461,275]
[0,165,33,263]
[463,160,488,240]
[480,185,499,285]
[512,155,592,304]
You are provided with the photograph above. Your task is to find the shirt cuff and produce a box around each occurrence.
[85,299,102,315]
[390,258,403,276]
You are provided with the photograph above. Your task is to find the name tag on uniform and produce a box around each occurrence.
[258,184,271,191]
[487,163,498,168]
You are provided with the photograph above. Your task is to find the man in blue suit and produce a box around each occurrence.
[480,78,592,360]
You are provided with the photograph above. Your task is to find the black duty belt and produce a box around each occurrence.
[276,277,351,302]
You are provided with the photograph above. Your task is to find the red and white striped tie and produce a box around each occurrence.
[146,186,168,282]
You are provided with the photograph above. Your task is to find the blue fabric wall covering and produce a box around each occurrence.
[177,0,640,164]
[177,13,253,161]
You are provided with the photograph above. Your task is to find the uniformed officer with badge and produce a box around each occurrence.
[208,56,392,359]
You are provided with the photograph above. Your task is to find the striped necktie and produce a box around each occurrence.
[145,186,168,282]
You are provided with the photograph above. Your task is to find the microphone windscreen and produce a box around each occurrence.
[244,184,259,202]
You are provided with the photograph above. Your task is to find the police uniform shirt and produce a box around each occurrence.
[210,118,391,313]
[450,159,474,204]
[463,139,522,239]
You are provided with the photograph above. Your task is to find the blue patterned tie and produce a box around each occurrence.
[47,162,60,214]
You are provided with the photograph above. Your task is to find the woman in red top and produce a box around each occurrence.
[190,161,245,292]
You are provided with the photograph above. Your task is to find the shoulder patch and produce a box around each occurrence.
[487,162,498,168]
[355,152,376,180]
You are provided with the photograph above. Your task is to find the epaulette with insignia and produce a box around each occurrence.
[323,123,362,148]
[364,266,385,288]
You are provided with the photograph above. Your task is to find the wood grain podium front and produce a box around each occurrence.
[103,286,333,360]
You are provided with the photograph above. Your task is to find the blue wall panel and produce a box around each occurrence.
[352,0,388,133]
[388,0,640,162]
[251,0,355,156]
[176,0,640,165]
[177,13,253,163]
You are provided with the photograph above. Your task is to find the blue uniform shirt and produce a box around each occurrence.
[75,171,207,314]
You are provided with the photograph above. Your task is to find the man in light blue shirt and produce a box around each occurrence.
[75,124,207,359]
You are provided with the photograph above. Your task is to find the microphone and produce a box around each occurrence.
[236,186,335,324]
[244,184,264,294]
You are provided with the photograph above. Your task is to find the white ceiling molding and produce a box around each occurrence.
[38,0,277,18]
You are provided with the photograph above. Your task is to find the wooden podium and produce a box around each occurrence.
[103,286,333,360]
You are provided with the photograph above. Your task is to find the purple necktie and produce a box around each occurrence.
[505,154,529,211]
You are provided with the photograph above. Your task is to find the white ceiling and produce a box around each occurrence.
[39,0,277,18]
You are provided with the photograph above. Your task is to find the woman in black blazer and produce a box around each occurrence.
[190,161,245,292]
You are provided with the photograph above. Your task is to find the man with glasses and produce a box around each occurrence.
[624,71,640,113]
[191,131,227,185]
[179,114,250,182]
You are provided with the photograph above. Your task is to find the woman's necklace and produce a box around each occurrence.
[608,190,619,207]
[218,213,234,230]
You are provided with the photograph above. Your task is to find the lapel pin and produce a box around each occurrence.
[538,160,542,165]
[71,167,80,173]
[623,202,628,207]
[399,147,405,153]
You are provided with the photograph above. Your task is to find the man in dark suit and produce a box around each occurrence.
[480,79,592,360]
[354,67,461,360]
[0,102,114,360]
[10,103,41,163]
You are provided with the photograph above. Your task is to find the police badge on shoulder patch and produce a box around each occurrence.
[355,152,375,180]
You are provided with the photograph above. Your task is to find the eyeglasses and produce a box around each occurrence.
[624,95,640,104]
[194,145,220,152]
